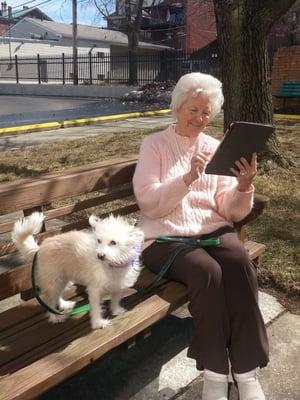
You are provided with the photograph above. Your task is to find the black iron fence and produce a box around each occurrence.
[0,50,220,85]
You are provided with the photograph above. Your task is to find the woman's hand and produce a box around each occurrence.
[230,153,257,192]
[183,152,210,186]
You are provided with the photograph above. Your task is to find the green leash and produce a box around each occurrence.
[31,236,220,316]
[155,236,220,247]
[135,236,220,296]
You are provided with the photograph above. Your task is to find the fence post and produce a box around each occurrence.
[62,53,65,85]
[89,52,92,85]
[37,54,41,84]
[15,54,19,84]
[160,50,168,81]
[128,50,137,85]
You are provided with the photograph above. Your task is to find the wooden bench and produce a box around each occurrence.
[275,81,300,113]
[0,156,269,400]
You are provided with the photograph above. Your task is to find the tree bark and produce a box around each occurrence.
[125,0,144,85]
[213,0,296,168]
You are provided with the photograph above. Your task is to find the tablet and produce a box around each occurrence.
[205,121,274,176]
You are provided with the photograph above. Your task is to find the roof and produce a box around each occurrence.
[20,18,171,50]
[0,7,52,21]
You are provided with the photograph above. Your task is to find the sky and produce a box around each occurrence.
[8,0,107,26]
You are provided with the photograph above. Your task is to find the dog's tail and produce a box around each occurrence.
[12,212,44,261]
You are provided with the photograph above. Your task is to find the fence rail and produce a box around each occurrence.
[0,51,220,85]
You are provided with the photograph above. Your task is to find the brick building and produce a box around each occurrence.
[108,0,216,50]
[109,0,299,55]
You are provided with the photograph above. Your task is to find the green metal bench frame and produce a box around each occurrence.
[275,81,300,113]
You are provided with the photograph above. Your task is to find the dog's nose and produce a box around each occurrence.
[97,253,105,261]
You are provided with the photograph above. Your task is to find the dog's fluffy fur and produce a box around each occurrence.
[12,212,144,329]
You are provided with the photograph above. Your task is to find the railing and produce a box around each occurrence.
[0,50,220,85]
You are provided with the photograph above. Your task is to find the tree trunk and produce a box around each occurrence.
[127,28,139,85]
[213,0,292,168]
[125,0,144,85]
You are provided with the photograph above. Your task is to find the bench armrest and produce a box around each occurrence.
[234,193,269,231]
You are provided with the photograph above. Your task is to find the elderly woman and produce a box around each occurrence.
[133,73,269,400]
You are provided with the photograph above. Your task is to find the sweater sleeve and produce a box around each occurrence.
[214,175,254,222]
[133,134,190,218]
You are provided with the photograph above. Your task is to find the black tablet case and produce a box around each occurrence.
[205,121,274,176]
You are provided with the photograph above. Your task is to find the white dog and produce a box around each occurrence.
[12,212,144,329]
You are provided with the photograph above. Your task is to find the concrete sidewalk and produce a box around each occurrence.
[0,113,174,150]
[40,292,300,400]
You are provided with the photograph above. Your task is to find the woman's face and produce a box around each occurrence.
[176,93,212,137]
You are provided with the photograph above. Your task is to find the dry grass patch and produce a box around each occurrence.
[0,128,160,182]
[247,119,300,300]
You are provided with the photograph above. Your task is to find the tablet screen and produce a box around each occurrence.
[205,121,274,176]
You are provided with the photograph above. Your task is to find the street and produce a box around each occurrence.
[0,95,153,128]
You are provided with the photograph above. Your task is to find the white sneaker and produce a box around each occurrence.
[202,378,228,400]
[237,378,266,400]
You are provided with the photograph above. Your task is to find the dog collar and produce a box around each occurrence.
[108,240,143,269]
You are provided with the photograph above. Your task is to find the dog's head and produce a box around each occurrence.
[89,214,144,268]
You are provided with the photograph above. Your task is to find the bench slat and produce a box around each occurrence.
[0,187,134,235]
[244,240,266,260]
[0,268,157,333]
[277,81,300,98]
[0,281,188,400]
[0,158,137,215]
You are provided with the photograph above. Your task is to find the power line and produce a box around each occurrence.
[9,0,41,11]
[3,0,58,17]
[10,0,56,17]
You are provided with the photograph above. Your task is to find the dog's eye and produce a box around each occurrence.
[97,239,101,244]
[110,240,117,246]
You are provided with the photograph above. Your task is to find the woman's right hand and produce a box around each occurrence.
[183,152,210,186]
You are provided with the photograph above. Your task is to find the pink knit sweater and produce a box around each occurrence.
[133,124,254,248]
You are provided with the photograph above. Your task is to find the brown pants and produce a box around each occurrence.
[142,225,269,374]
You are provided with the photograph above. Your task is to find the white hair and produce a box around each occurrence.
[170,72,224,118]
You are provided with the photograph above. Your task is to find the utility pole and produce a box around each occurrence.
[72,0,78,85]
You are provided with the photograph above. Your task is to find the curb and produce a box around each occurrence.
[0,109,171,136]
[0,110,298,137]
[274,113,300,121]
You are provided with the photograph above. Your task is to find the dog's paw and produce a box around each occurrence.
[48,313,68,324]
[111,304,126,316]
[59,298,76,311]
[91,318,111,330]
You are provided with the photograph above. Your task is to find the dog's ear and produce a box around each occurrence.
[89,215,99,229]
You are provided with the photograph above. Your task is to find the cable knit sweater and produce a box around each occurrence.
[133,124,254,249]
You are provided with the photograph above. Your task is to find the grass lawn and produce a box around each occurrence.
[0,117,299,310]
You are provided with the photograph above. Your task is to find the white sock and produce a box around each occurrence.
[203,370,228,400]
[234,369,257,382]
[204,369,228,382]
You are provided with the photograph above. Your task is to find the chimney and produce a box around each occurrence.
[1,2,4,16]
[8,5,11,18]
[3,1,7,18]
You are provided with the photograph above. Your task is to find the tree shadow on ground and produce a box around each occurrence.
[0,163,47,178]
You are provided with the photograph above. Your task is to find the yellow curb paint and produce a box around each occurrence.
[0,121,61,136]
[62,109,171,127]
[274,114,300,121]
[1,109,298,136]
[1,109,171,135]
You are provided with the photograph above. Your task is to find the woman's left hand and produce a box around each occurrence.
[230,153,257,192]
